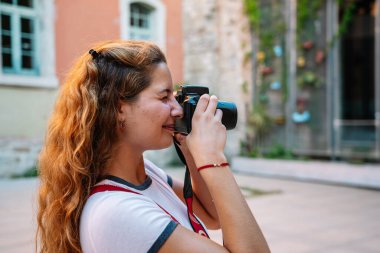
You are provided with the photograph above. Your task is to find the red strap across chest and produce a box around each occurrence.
[90,184,178,223]
[90,184,209,238]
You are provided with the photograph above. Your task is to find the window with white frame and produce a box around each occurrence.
[1,0,38,75]
[120,0,166,50]
[129,3,154,40]
[0,0,56,88]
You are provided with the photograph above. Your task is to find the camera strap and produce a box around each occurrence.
[173,138,210,238]
[89,184,179,223]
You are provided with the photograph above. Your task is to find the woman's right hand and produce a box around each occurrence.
[162,94,271,253]
[186,94,227,167]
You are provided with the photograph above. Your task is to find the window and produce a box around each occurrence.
[1,0,38,75]
[0,0,57,88]
[120,0,166,50]
[129,3,153,40]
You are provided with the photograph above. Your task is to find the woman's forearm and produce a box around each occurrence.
[199,165,270,253]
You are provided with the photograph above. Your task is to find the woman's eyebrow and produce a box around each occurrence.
[158,88,172,94]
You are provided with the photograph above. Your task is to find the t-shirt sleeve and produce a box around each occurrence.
[85,193,178,253]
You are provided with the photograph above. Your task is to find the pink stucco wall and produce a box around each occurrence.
[55,0,183,84]
[162,0,183,84]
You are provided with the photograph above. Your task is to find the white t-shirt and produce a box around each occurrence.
[80,159,200,253]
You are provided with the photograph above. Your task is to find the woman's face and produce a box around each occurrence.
[119,62,183,151]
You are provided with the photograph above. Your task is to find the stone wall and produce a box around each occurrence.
[0,86,57,177]
[183,0,253,157]
[0,138,42,177]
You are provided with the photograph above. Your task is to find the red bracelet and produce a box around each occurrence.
[197,162,229,171]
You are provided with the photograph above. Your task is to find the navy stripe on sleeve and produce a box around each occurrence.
[167,175,173,188]
[147,221,178,253]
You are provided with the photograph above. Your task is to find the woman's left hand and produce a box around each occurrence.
[174,133,194,158]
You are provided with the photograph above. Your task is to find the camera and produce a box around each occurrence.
[174,85,238,134]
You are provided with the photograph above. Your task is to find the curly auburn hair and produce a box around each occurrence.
[36,40,166,253]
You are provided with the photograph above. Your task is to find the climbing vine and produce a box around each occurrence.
[242,0,356,154]
[242,0,287,156]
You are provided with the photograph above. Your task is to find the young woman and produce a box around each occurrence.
[37,40,270,253]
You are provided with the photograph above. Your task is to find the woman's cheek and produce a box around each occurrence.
[162,103,172,115]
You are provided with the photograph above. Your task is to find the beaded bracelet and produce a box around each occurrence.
[197,162,229,171]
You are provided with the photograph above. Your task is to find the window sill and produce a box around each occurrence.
[0,74,59,89]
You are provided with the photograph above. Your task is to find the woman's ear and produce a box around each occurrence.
[118,99,134,119]
[117,101,127,130]
[118,100,125,114]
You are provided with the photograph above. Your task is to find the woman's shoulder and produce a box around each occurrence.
[80,184,176,253]
[82,188,153,219]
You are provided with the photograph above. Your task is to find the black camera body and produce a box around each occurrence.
[175,85,238,134]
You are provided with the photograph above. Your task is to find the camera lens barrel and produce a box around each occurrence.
[217,101,238,130]
[174,85,238,134]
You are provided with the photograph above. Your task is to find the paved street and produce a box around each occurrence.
[1,168,380,253]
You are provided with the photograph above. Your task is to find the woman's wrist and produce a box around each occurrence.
[197,162,229,171]
[193,153,227,169]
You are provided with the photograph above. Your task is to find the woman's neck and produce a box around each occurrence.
[105,144,147,185]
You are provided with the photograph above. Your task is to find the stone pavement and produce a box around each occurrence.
[0,178,38,253]
[1,166,380,253]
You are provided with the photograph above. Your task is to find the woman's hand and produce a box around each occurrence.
[173,133,195,166]
[163,94,270,253]
[186,94,227,167]
[174,133,189,151]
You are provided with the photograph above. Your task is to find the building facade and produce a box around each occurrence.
[183,0,380,161]
[0,0,183,176]
[183,0,253,157]
[248,0,380,161]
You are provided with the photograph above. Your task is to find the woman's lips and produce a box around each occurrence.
[163,124,175,131]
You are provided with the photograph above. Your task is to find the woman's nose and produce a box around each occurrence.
[170,97,183,118]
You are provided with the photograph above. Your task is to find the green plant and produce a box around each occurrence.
[328,0,356,49]
[244,0,286,58]
[243,51,253,66]
[248,105,272,136]
[241,81,249,94]
[295,0,356,95]
[296,71,322,88]
[263,144,294,159]
[244,0,260,30]
[241,104,272,156]
[297,0,322,42]
[11,165,38,178]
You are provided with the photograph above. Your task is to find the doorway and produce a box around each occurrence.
[338,0,379,159]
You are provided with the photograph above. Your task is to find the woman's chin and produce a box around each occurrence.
[162,138,174,149]
[150,136,173,150]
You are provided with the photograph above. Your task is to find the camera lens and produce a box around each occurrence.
[174,85,238,134]
[217,101,238,130]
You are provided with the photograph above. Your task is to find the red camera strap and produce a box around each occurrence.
[173,138,210,238]
[90,184,178,223]
[185,195,210,238]
[90,184,209,238]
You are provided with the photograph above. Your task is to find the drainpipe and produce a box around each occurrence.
[326,0,340,160]
[376,0,380,160]
[286,0,297,150]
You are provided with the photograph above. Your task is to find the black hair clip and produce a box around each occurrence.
[89,49,100,59]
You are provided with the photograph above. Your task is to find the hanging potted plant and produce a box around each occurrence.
[302,40,314,50]
[315,49,325,64]
[261,66,274,76]
[297,71,321,88]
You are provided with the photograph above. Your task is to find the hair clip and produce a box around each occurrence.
[89,49,100,59]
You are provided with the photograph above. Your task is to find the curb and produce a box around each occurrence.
[231,157,380,190]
